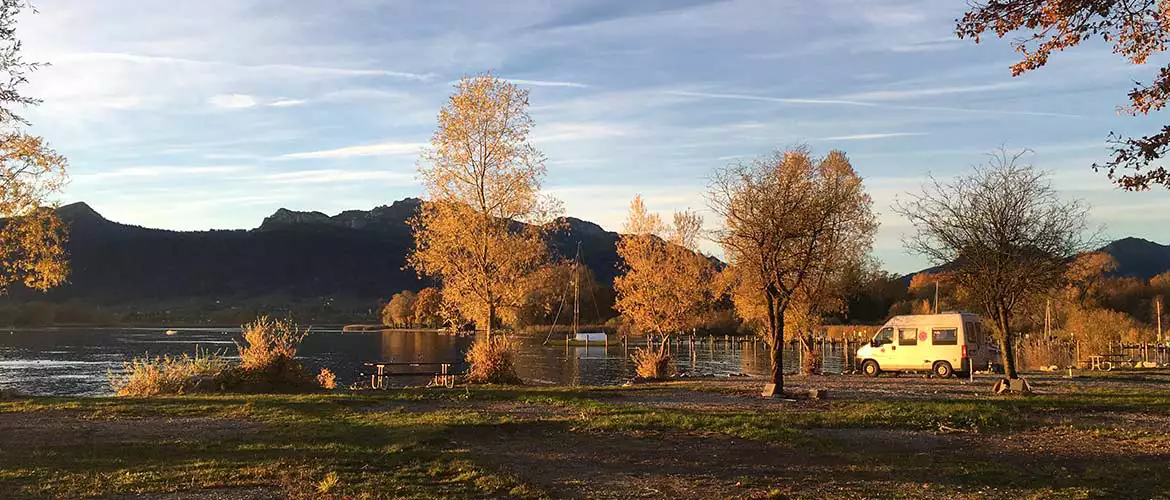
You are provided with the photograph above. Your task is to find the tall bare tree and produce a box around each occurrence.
[1,1,68,296]
[710,146,877,397]
[613,195,715,339]
[409,74,557,338]
[957,0,1170,190]
[895,149,1090,382]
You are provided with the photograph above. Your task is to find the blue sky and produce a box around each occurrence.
[18,0,1170,273]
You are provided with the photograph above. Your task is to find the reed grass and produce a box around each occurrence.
[465,336,522,384]
[631,339,675,380]
[109,347,230,397]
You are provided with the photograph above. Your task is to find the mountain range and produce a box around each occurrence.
[8,200,618,307]
[8,200,1170,309]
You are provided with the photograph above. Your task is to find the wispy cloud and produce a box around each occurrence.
[268,98,308,107]
[209,94,258,109]
[888,38,964,53]
[278,141,426,160]
[533,122,635,142]
[669,89,1082,118]
[842,82,1024,101]
[507,78,591,88]
[524,0,732,31]
[817,132,927,141]
[55,52,436,81]
[75,165,247,181]
[256,169,415,185]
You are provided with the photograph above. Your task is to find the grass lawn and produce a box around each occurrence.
[1,372,1169,499]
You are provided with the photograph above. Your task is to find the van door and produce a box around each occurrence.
[871,326,895,367]
[964,320,985,369]
[896,327,922,370]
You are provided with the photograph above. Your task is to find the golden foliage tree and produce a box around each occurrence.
[0,133,69,297]
[412,287,444,328]
[613,195,716,339]
[409,74,557,338]
[0,3,68,296]
[957,0,1170,190]
[710,147,877,396]
[382,291,417,327]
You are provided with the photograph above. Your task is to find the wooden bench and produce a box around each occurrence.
[363,362,459,389]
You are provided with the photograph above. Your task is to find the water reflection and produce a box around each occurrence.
[0,328,855,396]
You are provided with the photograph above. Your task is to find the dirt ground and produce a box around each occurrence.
[444,374,1170,498]
[2,372,1167,499]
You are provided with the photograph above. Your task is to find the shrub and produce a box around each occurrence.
[631,338,675,380]
[0,388,22,400]
[232,316,316,392]
[317,368,338,389]
[465,336,522,384]
[109,348,230,397]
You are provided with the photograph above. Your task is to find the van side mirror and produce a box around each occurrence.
[871,339,880,348]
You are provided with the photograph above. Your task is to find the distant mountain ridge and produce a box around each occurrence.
[899,236,1170,283]
[9,200,1168,307]
[1096,237,1170,280]
[9,200,621,305]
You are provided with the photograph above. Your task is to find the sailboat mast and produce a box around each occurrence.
[573,242,581,336]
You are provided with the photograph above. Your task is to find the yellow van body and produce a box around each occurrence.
[855,313,991,378]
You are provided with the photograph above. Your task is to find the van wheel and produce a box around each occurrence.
[862,360,881,377]
[933,361,954,379]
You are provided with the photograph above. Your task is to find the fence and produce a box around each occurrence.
[1017,338,1170,370]
[653,335,865,374]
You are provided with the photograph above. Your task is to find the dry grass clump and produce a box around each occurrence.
[465,336,522,384]
[111,316,320,396]
[231,316,316,392]
[631,339,676,380]
[237,316,307,369]
[1018,338,1075,370]
[316,368,338,389]
[109,348,230,397]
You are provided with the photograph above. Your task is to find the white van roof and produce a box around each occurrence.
[884,312,981,326]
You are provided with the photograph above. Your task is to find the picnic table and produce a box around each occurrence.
[363,362,459,389]
[1086,354,1129,371]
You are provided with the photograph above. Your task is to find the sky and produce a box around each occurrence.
[17,0,1170,273]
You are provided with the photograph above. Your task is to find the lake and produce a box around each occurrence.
[0,327,853,396]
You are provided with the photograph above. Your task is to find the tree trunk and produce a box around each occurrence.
[486,301,495,340]
[763,292,785,397]
[995,304,1018,379]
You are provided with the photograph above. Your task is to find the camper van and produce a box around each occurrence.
[855,312,992,378]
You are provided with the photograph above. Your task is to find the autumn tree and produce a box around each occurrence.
[381,291,417,327]
[613,195,716,339]
[412,287,443,328]
[957,0,1170,190]
[895,149,1089,384]
[0,1,68,296]
[409,74,557,339]
[710,146,877,397]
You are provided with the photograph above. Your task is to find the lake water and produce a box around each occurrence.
[0,328,853,396]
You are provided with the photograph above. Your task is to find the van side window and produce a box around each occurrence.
[932,328,958,345]
[898,328,918,346]
[875,327,894,345]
